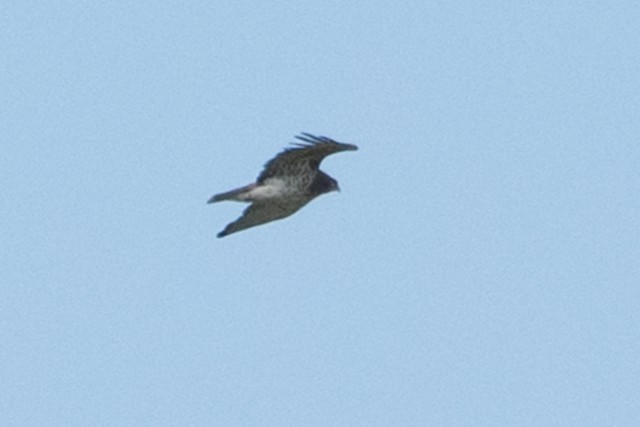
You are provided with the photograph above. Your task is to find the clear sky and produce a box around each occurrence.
[1,1,638,426]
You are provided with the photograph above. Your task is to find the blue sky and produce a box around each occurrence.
[1,1,639,426]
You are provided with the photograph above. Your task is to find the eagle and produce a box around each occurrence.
[208,133,358,238]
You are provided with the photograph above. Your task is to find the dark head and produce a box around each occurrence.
[309,171,340,196]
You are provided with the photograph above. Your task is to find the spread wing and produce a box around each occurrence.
[217,199,310,238]
[257,133,358,183]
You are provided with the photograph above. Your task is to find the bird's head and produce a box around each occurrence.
[328,176,340,193]
[310,172,340,196]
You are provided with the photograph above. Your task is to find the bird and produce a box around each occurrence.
[208,133,358,238]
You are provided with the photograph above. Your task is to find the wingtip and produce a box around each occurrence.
[298,132,322,141]
[296,132,358,151]
[294,133,321,145]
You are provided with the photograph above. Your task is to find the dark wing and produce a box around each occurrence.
[217,199,310,238]
[257,133,358,183]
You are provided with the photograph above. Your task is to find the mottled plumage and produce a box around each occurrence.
[208,133,357,238]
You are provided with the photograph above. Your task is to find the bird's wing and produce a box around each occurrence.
[217,199,310,238]
[257,133,358,183]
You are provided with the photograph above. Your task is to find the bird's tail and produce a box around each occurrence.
[207,184,255,203]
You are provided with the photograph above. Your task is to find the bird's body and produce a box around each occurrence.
[208,133,357,238]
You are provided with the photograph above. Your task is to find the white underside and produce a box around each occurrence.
[242,178,289,201]
[245,185,283,200]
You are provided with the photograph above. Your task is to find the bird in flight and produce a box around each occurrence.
[208,133,358,238]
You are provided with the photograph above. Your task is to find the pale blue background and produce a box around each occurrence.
[1,1,639,426]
